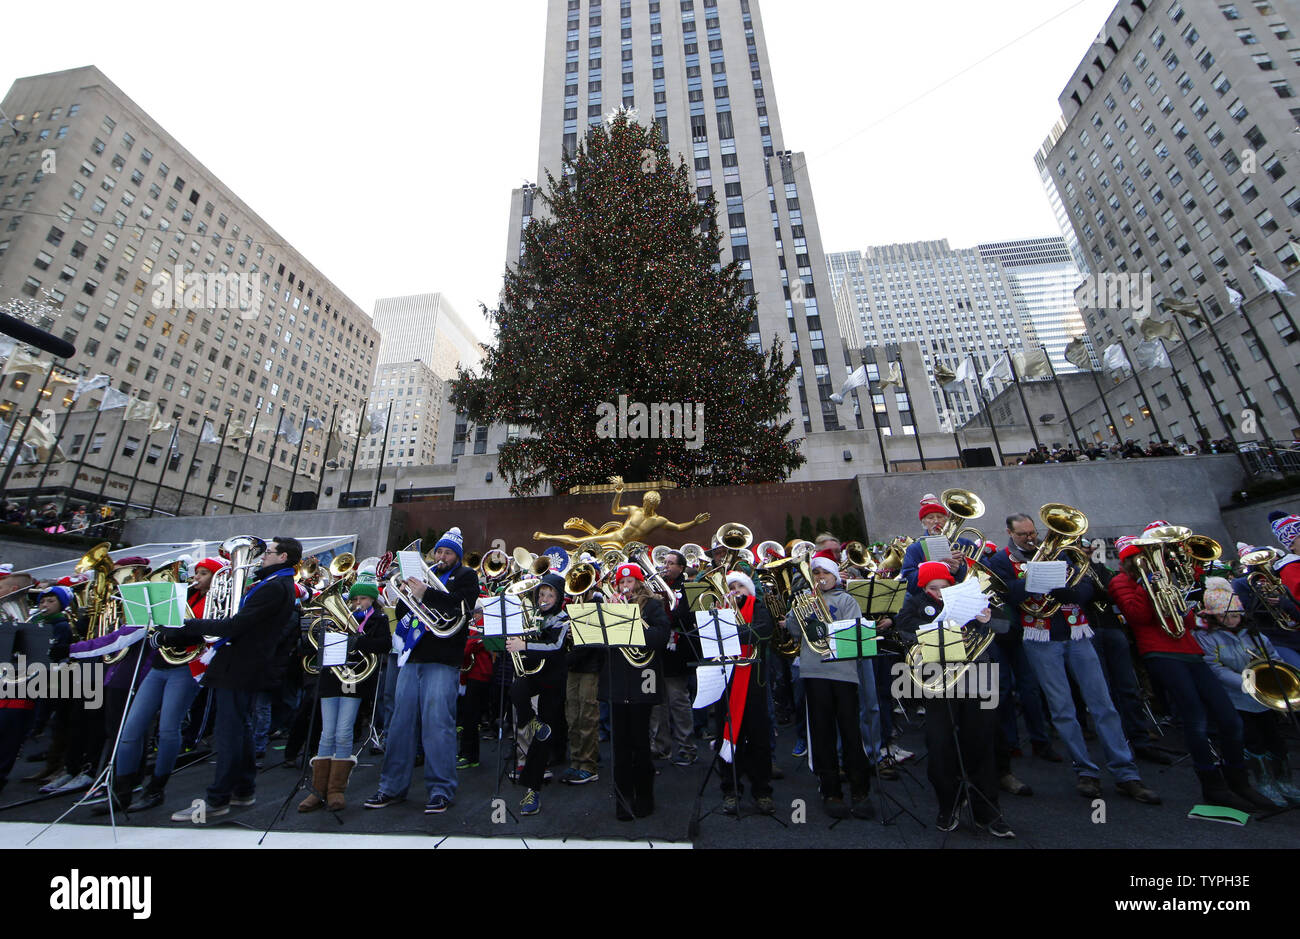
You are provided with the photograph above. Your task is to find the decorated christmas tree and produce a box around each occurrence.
[452,112,804,496]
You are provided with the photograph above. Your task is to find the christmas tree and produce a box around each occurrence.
[452,112,804,497]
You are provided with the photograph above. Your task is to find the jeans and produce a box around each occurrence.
[1022,638,1139,782]
[378,662,459,803]
[991,637,1051,748]
[855,657,882,762]
[208,687,256,805]
[317,696,363,760]
[1142,655,1244,770]
[1092,627,1154,744]
[117,666,201,778]
[253,691,272,754]
[379,653,400,733]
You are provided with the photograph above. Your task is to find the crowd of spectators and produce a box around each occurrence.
[1016,437,1241,465]
[2,501,102,534]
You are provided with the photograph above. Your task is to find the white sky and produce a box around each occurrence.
[3,0,1116,344]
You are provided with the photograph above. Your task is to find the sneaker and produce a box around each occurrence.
[792,740,808,758]
[50,772,93,794]
[876,758,899,781]
[982,817,1016,839]
[1076,776,1102,799]
[543,768,553,781]
[230,793,256,807]
[672,752,698,767]
[364,791,404,809]
[999,773,1033,797]
[722,795,739,815]
[561,768,598,785]
[171,799,228,822]
[936,810,958,832]
[425,795,451,814]
[520,789,541,816]
[769,764,785,781]
[39,772,73,794]
[528,718,552,743]
[756,796,776,815]
[822,796,849,820]
[887,743,914,763]
[456,756,479,770]
[254,751,266,769]
[1116,779,1161,804]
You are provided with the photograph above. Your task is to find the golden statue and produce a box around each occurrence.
[533,476,710,549]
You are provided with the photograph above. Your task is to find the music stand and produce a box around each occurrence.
[480,592,529,822]
[568,601,646,826]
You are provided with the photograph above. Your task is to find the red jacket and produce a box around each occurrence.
[461,625,493,685]
[1108,570,1204,657]
[1280,558,1300,606]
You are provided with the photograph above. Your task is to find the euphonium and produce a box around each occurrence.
[1020,503,1091,620]
[564,562,599,597]
[939,489,986,559]
[1242,548,1298,631]
[301,578,380,684]
[756,540,786,564]
[788,556,834,660]
[0,573,34,624]
[879,536,912,574]
[479,548,511,584]
[755,554,799,660]
[381,540,466,638]
[1243,654,1300,713]
[840,541,872,574]
[624,541,677,611]
[712,522,753,572]
[693,569,757,664]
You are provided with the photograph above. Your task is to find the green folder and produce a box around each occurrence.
[118,581,189,629]
[828,621,877,660]
[1187,804,1249,825]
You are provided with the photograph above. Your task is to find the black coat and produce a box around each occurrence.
[660,575,698,678]
[318,605,393,698]
[179,563,297,691]
[599,594,671,705]
[402,562,479,668]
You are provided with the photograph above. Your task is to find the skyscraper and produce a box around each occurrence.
[505,0,852,442]
[372,293,482,382]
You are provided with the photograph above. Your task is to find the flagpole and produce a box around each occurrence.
[1042,347,1083,451]
[201,409,233,516]
[1234,279,1300,433]
[967,357,1005,466]
[175,427,200,518]
[860,348,890,472]
[316,402,338,508]
[287,409,309,511]
[891,348,926,470]
[1157,336,1210,447]
[65,399,107,511]
[1250,250,1300,338]
[27,377,78,516]
[146,424,179,518]
[122,420,165,519]
[0,363,57,496]
[1193,295,1282,467]
[342,401,368,507]
[1116,335,1165,443]
[372,400,394,508]
[939,386,964,464]
[230,408,262,515]
[258,405,287,513]
[1167,311,1234,447]
[1006,353,1043,451]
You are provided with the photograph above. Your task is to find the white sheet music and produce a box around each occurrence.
[1023,560,1069,593]
[939,578,990,627]
[695,609,741,660]
[480,594,525,638]
[321,632,349,667]
[693,663,733,708]
[922,536,953,561]
[397,551,425,582]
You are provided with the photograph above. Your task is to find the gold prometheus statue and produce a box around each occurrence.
[533,476,710,550]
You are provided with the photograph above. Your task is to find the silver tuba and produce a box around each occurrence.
[158,535,263,666]
[381,540,468,638]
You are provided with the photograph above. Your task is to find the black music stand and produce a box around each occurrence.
[479,592,528,824]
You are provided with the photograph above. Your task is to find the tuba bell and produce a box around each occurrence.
[302,577,380,683]
[1020,503,1091,620]
[1243,655,1300,713]
[1241,548,1298,632]
[1129,528,1188,638]
[939,489,986,559]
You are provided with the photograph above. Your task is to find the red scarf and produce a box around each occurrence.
[720,595,756,763]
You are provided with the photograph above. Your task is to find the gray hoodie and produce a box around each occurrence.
[784,585,862,683]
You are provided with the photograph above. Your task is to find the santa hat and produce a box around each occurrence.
[615,563,644,582]
[294,582,312,601]
[1201,576,1244,617]
[725,571,756,597]
[917,561,955,588]
[195,557,228,575]
[1270,512,1300,551]
[434,527,464,561]
[813,549,838,563]
[1115,535,1142,561]
[919,501,947,521]
[810,556,838,577]
[1143,520,1171,533]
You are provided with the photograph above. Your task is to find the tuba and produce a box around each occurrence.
[756,553,800,660]
[692,568,757,664]
[939,489,986,559]
[788,556,835,660]
[1241,548,1299,631]
[159,536,263,667]
[840,541,872,574]
[381,540,467,639]
[301,577,380,683]
[905,618,998,696]
[74,542,122,655]
[479,548,511,585]
[1129,529,1188,638]
[0,573,35,624]
[624,541,677,611]
[1243,654,1300,713]
[1020,503,1091,620]
[680,543,707,572]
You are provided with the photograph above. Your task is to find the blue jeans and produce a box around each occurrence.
[378,653,400,733]
[253,691,272,753]
[855,657,882,762]
[208,687,256,805]
[1143,655,1244,770]
[991,638,1051,748]
[1022,638,1139,782]
[317,696,363,760]
[117,666,201,778]
[378,662,459,803]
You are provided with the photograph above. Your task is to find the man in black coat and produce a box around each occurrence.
[164,536,301,821]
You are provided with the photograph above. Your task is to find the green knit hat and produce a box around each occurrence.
[349,582,379,600]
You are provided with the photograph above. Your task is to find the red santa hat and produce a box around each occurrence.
[1144,520,1171,533]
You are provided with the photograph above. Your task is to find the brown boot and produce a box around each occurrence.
[327,756,356,811]
[298,757,330,813]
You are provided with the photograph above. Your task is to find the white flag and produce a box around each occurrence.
[830,365,868,404]
[1253,265,1295,297]
[1288,240,1300,266]
[276,411,303,446]
[124,397,156,423]
[1102,342,1130,373]
[879,361,903,391]
[73,373,111,401]
[1226,285,1244,310]
[954,356,974,385]
[1,347,48,378]
[1134,339,1171,371]
[1064,337,1092,370]
[1139,316,1179,342]
[303,413,325,433]
[983,353,1012,394]
[1016,348,1052,378]
[200,419,221,444]
[367,412,387,437]
[98,387,130,411]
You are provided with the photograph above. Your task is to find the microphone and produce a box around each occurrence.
[0,310,77,360]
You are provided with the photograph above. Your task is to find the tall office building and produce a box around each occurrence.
[372,293,483,382]
[1039,0,1300,443]
[827,240,1041,428]
[1035,117,1093,275]
[977,236,1095,373]
[358,359,442,469]
[0,66,379,515]
[504,0,853,440]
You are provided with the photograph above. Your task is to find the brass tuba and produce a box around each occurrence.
[302,577,380,684]
[159,536,263,667]
[1241,548,1298,631]
[74,542,122,656]
[1129,528,1188,638]
[503,576,546,677]
[840,541,872,574]
[1020,503,1091,620]
[939,489,986,559]
[624,541,678,611]
[905,618,998,697]
[381,540,467,638]
[788,555,835,660]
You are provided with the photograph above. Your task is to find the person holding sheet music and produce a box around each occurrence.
[365,527,479,815]
[785,555,873,820]
[900,497,974,596]
[894,561,1010,837]
[506,572,569,816]
[712,571,775,815]
[299,581,391,813]
[602,563,671,820]
[985,516,1159,805]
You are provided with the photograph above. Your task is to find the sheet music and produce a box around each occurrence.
[1023,560,1069,593]
[693,663,733,708]
[397,551,425,583]
[480,594,524,638]
[695,609,741,660]
[922,536,953,561]
[321,632,349,666]
[938,578,990,626]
